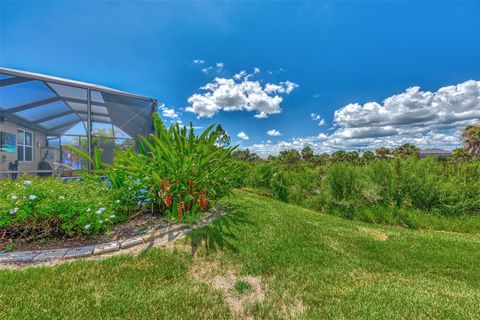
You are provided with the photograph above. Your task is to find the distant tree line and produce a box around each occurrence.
[231,123,480,163]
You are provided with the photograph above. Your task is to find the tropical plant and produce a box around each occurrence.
[347,151,360,162]
[232,149,261,162]
[68,114,240,222]
[462,123,480,156]
[375,147,391,159]
[393,143,420,158]
[301,146,314,162]
[362,150,375,160]
[331,150,348,162]
[452,148,471,161]
[213,124,231,147]
[279,149,301,164]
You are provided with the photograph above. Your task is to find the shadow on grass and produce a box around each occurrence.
[187,203,255,255]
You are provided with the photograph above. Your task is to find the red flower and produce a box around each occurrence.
[161,180,170,192]
[198,192,208,210]
[163,195,172,208]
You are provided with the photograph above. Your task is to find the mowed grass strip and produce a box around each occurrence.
[1,190,479,319]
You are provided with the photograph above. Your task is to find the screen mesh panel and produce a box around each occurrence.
[0,68,155,174]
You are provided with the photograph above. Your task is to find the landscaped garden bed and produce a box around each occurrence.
[0,114,239,256]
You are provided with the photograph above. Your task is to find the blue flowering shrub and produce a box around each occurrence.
[0,176,152,240]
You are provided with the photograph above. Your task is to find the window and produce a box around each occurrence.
[17,129,33,162]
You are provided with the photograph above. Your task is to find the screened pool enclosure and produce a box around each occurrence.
[0,68,157,178]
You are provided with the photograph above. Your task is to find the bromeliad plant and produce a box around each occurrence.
[68,114,240,222]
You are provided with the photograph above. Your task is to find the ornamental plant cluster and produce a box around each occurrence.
[68,113,240,223]
[0,176,150,240]
[3,113,240,241]
[109,113,240,222]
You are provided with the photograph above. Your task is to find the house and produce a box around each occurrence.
[0,68,157,178]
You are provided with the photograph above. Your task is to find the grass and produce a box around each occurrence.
[234,279,252,295]
[1,190,480,319]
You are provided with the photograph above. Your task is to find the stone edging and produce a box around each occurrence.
[0,210,223,268]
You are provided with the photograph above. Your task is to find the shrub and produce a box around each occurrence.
[326,163,360,202]
[69,114,240,222]
[271,171,289,202]
[0,176,139,239]
[238,156,480,231]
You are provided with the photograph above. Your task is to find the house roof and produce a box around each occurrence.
[0,67,154,101]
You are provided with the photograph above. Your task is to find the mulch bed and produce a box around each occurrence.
[0,213,171,252]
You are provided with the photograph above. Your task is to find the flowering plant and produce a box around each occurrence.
[0,176,138,239]
[68,114,240,222]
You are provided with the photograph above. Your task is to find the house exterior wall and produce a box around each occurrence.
[0,120,47,176]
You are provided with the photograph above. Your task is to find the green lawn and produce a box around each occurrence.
[1,190,479,319]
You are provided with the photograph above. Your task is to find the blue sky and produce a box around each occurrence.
[1,1,479,156]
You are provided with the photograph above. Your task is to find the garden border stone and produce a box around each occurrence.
[0,208,223,268]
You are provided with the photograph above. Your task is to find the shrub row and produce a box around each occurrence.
[237,157,480,229]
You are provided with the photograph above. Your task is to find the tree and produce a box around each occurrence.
[347,151,359,162]
[452,148,471,161]
[301,146,314,162]
[331,150,348,162]
[267,154,278,162]
[279,149,301,164]
[232,149,261,162]
[393,143,420,158]
[213,125,230,147]
[362,150,375,160]
[232,149,250,161]
[462,123,480,156]
[313,153,330,165]
[375,147,391,159]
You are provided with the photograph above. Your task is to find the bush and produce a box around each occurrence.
[69,114,240,223]
[238,157,480,231]
[326,163,360,202]
[0,176,140,239]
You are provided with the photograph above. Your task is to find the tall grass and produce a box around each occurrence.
[238,157,480,232]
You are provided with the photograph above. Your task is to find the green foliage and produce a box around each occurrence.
[0,176,140,239]
[70,114,240,222]
[393,143,420,158]
[238,158,480,230]
[233,279,252,295]
[452,148,471,161]
[375,147,391,158]
[326,163,359,201]
[278,149,301,164]
[271,171,289,202]
[232,148,261,162]
[2,192,480,318]
[462,123,480,156]
[301,145,314,162]
[65,145,106,171]
[213,124,231,147]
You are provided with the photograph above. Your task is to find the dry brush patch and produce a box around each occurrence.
[189,258,265,318]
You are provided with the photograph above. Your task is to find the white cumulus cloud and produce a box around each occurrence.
[311,113,326,126]
[162,108,178,119]
[186,76,298,118]
[158,103,180,120]
[237,131,250,140]
[201,66,213,74]
[267,129,282,136]
[193,59,205,64]
[245,80,480,157]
